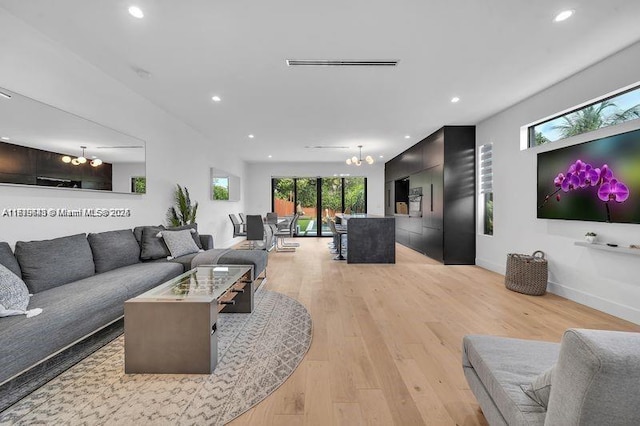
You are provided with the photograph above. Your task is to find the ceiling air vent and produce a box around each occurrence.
[304,145,350,149]
[286,59,399,67]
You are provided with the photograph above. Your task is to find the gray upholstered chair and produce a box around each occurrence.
[228,214,246,238]
[328,219,346,261]
[273,214,300,252]
[463,328,640,425]
[265,212,278,225]
[245,214,265,249]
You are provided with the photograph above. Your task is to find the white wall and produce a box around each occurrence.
[244,161,384,216]
[0,9,245,248]
[111,162,145,194]
[477,40,640,324]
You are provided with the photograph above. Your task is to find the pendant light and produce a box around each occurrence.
[346,145,374,166]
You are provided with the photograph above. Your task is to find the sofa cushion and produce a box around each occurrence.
[0,261,183,385]
[14,234,95,294]
[140,226,170,260]
[199,234,214,250]
[133,224,165,245]
[160,229,201,259]
[133,226,146,245]
[545,329,640,425]
[88,229,141,273]
[190,248,267,280]
[462,335,560,425]
[166,223,203,249]
[0,242,21,278]
[0,264,29,316]
[218,249,268,279]
[169,252,199,272]
[521,366,553,408]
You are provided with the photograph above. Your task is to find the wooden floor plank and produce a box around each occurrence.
[231,238,640,425]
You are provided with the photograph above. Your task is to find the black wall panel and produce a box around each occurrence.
[384,126,475,265]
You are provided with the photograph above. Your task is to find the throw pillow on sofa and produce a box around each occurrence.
[0,264,42,318]
[88,229,141,273]
[158,229,203,259]
[0,242,22,277]
[140,226,170,260]
[15,234,95,294]
[166,223,203,249]
[521,365,554,407]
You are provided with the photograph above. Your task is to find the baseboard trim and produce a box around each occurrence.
[476,257,640,325]
[546,281,640,325]
[219,237,245,249]
[475,257,505,274]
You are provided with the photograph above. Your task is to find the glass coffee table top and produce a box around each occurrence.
[135,265,252,302]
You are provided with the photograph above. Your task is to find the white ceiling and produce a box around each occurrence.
[1,0,640,163]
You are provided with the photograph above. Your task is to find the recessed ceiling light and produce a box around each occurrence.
[1,136,9,140]
[211,95,221,102]
[451,96,460,103]
[404,135,411,139]
[248,134,254,139]
[554,10,574,22]
[128,6,144,19]
[268,155,272,158]
[379,155,384,158]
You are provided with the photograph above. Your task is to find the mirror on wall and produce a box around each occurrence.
[211,167,240,201]
[0,87,146,194]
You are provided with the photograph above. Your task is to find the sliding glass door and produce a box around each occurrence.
[321,177,342,236]
[344,177,366,214]
[295,178,318,236]
[273,178,295,216]
[271,177,367,237]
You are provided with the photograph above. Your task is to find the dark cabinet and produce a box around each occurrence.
[423,130,444,169]
[0,141,113,190]
[421,164,443,230]
[384,181,394,217]
[385,126,475,265]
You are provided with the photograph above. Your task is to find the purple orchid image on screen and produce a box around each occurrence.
[553,160,629,202]
[540,159,630,221]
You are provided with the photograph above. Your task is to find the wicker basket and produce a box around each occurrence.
[505,251,548,296]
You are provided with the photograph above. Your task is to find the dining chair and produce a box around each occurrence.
[229,214,246,238]
[245,214,266,249]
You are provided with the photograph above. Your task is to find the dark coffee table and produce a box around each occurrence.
[124,264,253,374]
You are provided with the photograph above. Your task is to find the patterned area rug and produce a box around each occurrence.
[0,289,312,425]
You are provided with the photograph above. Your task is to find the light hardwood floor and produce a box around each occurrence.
[232,238,640,426]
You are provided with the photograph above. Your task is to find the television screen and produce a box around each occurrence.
[537,128,640,223]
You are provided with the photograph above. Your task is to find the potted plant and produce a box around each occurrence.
[166,184,198,226]
[585,232,597,244]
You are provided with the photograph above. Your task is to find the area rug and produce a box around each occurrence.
[0,289,312,425]
[0,317,124,412]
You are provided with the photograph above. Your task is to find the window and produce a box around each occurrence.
[529,84,640,147]
[271,177,367,237]
[343,177,366,214]
[479,144,493,235]
[131,176,146,194]
[212,177,230,200]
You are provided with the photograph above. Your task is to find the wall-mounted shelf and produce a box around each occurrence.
[574,241,640,256]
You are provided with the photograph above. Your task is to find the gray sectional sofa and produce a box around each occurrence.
[0,226,267,385]
[463,329,640,425]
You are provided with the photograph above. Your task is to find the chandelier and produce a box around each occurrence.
[346,145,374,166]
[61,146,103,167]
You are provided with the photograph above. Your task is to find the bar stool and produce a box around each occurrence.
[328,219,347,261]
